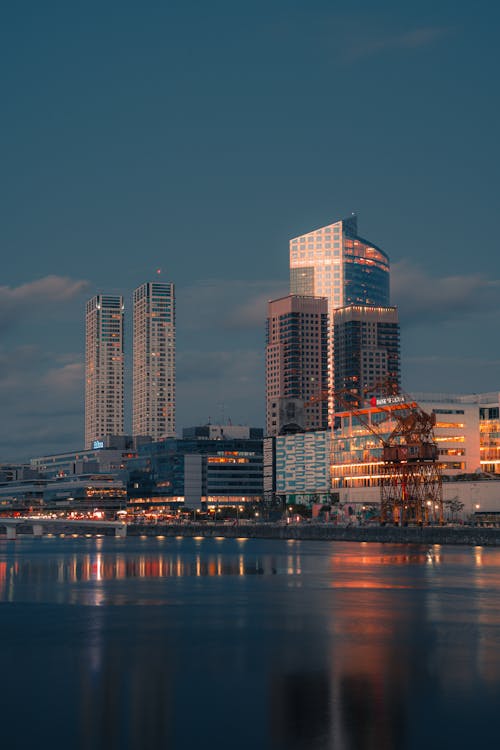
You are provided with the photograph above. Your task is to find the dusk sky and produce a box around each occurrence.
[1,0,499,460]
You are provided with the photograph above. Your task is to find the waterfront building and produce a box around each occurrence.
[269,394,500,516]
[275,431,330,506]
[289,215,391,422]
[331,398,480,502]
[183,424,263,440]
[266,295,328,436]
[0,463,38,482]
[133,281,176,441]
[0,474,126,512]
[333,305,400,408]
[127,427,263,510]
[85,294,124,449]
[30,435,148,479]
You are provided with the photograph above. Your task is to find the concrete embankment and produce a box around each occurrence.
[128,522,500,546]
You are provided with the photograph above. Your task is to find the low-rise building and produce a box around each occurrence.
[127,426,263,510]
[30,435,148,478]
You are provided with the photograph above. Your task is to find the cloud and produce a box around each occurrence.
[177,278,288,333]
[392,260,500,325]
[0,346,84,458]
[0,275,88,334]
[343,25,453,63]
[43,362,84,392]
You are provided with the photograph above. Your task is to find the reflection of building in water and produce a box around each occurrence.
[270,671,331,747]
[337,670,406,750]
[79,624,174,750]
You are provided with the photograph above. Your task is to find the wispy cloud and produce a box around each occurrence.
[343,25,453,63]
[392,260,500,325]
[0,346,84,458]
[0,275,88,334]
[177,278,288,333]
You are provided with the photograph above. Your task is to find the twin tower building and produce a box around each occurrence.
[85,281,175,449]
[266,214,400,435]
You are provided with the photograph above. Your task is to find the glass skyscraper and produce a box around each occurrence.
[289,214,390,307]
[289,215,392,421]
[333,305,400,409]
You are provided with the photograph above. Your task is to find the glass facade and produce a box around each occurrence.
[127,437,263,505]
[289,216,390,310]
[289,216,391,424]
[333,306,400,408]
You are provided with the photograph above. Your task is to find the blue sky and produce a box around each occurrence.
[1,0,499,460]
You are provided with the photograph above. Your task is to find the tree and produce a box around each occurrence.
[444,496,465,522]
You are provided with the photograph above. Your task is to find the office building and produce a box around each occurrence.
[133,281,176,441]
[85,294,124,449]
[333,305,400,408]
[266,295,328,436]
[289,214,390,307]
[289,215,391,421]
[127,426,263,510]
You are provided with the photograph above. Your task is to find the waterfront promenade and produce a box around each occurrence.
[127,521,500,546]
[2,519,500,546]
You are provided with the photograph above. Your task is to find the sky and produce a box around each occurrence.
[1,0,499,461]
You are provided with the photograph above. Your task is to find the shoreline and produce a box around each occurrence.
[2,521,500,546]
[127,522,500,546]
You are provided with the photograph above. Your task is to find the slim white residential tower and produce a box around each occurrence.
[85,294,124,449]
[133,281,176,441]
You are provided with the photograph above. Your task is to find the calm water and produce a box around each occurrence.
[0,536,499,750]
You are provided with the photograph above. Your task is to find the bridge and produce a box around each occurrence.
[0,517,127,539]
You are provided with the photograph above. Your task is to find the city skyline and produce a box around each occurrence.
[1,1,499,460]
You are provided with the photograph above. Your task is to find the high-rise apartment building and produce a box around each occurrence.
[289,215,392,419]
[266,295,328,436]
[85,294,124,449]
[333,305,400,408]
[133,281,175,441]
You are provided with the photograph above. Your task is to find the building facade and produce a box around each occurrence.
[133,281,176,441]
[127,429,263,510]
[266,295,328,436]
[289,215,391,422]
[333,305,400,408]
[289,215,390,307]
[30,435,148,478]
[85,294,124,449]
[275,431,330,505]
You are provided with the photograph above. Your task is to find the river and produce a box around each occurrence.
[0,536,499,750]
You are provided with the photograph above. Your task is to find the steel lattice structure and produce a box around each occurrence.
[325,384,444,526]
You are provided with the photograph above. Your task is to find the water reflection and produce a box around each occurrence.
[1,539,500,750]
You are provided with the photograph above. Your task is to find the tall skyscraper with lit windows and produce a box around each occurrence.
[333,304,400,409]
[289,215,392,420]
[85,294,124,449]
[266,295,328,436]
[133,281,176,441]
